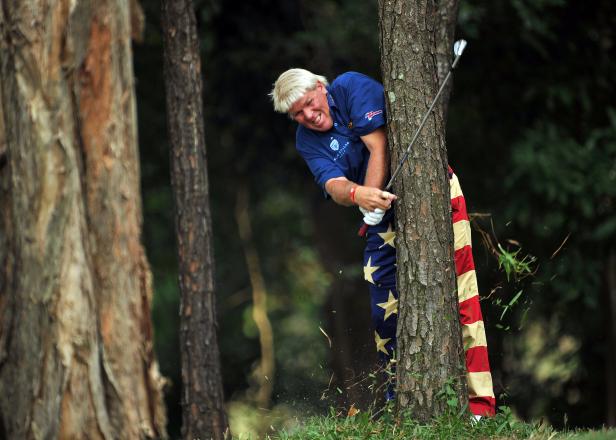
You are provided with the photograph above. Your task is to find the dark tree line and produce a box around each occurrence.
[1,0,614,437]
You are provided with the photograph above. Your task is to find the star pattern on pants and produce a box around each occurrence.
[375,331,391,355]
[378,223,396,248]
[363,256,379,284]
[377,290,398,321]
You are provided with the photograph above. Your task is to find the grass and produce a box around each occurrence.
[263,405,616,440]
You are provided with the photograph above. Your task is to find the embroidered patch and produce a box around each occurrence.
[365,110,383,121]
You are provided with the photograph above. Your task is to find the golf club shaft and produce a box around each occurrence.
[358,50,464,237]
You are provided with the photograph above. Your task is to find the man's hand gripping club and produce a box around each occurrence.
[355,186,396,225]
[324,177,397,227]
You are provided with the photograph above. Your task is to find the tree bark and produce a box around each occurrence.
[160,1,229,439]
[377,0,467,421]
[0,1,167,438]
[606,248,616,426]
[435,0,460,123]
[0,82,5,168]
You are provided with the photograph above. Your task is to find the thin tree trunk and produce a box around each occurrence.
[0,1,167,438]
[160,1,229,439]
[377,0,467,421]
[235,184,275,410]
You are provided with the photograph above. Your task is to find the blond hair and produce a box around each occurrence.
[269,68,329,114]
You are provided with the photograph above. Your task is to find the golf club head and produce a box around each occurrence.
[454,39,467,57]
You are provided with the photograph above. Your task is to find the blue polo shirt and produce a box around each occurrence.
[296,72,386,193]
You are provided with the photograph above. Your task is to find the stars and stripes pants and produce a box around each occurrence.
[362,168,496,416]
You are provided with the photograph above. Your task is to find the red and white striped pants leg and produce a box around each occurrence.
[450,169,496,416]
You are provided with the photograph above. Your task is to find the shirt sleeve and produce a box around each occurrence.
[296,129,345,193]
[343,72,386,136]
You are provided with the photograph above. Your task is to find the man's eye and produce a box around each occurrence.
[306,99,312,105]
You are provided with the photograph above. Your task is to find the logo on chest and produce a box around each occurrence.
[329,137,350,161]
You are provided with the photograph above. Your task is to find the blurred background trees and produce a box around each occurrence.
[132,0,615,436]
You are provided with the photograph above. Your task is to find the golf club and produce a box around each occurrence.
[358,39,468,237]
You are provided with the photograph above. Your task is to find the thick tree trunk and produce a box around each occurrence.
[0,84,5,167]
[160,1,229,439]
[606,248,616,426]
[0,1,167,438]
[377,0,467,421]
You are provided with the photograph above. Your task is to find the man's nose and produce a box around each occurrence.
[304,108,315,121]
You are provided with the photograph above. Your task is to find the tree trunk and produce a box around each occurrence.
[160,1,229,439]
[0,83,5,167]
[606,248,616,426]
[435,0,460,123]
[377,0,467,421]
[0,1,167,438]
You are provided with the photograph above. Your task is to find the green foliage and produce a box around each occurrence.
[269,406,548,440]
[227,401,303,440]
[135,0,616,434]
[507,116,616,238]
[452,0,616,428]
[497,289,523,321]
[436,378,462,411]
[490,242,535,330]
[497,244,536,282]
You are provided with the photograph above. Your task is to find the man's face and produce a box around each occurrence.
[289,82,333,132]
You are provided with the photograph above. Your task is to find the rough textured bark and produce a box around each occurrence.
[435,0,460,123]
[160,1,229,439]
[0,84,5,167]
[607,249,616,426]
[0,1,167,438]
[378,0,467,421]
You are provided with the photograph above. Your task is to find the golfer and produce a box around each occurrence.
[270,68,495,417]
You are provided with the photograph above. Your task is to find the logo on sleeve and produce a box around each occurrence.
[329,138,340,151]
[364,110,383,121]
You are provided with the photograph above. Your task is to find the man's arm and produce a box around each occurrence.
[361,127,389,190]
[324,127,395,210]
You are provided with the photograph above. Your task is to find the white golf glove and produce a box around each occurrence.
[359,207,385,226]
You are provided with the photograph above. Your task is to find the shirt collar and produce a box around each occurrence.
[326,87,337,109]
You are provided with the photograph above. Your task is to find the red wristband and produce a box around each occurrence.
[350,186,357,204]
